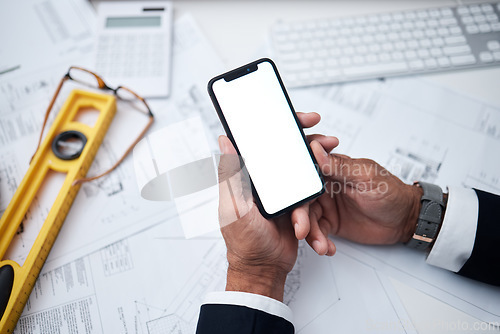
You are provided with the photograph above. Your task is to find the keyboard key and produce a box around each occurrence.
[438,27,450,36]
[457,7,469,15]
[379,53,392,62]
[362,35,375,43]
[427,19,439,27]
[393,13,404,21]
[481,4,494,13]
[353,56,365,64]
[340,57,352,66]
[405,50,418,59]
[395,41,406,50]
[284,61,311,71]
[349,36,362,44]
[466,24,480,34]
[487,41,500,51]
[317,49,328,57]
[441,8,453,17]
[420,39,432,48]
[326,69,342,78]
[403,22,414,30]
[437,57,451,67]
[356,45,368,54]
[343,61,408,76]
[400,31,413,40]
[425,58,438,68]
[493,52,500,61]
[429,9,441,18]
[327,58,339,67]
[417,10,429,19]
[445,36,466,45]
[430,48,443,57]
[343,46,355,55]
[405,11,417,20]
[461,16,474,25]
[390,23,402,31]
[382,43,394,51]
[450,54,476,65]
[280,52,302,62]
[492,23,500,31]
[418,49,430,58]
[432,37,445,46]
[409,59,425,70]
[278,43,297,52]
[479,52,494,62]
[413,30,425,39]
[366,54,378,63]
[486,14,499,22]
[443,45,471,55]
[312,59,326,68]
[479,24,492,33]
[329,48,341,57]
[469,5,481,14]
[440,17,458,26]
[392,51,404,60]
[425,29,438,37]
[369,44,381,52]
[407,40,419,49]
[473,15,486,23]
[449,26,462,35]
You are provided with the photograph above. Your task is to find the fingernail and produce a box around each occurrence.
[312,240,322,254]
[218,137,227,154]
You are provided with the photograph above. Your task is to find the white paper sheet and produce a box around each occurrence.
[292,77,500,323]
[15,222,415,334]
[0,14,226,269]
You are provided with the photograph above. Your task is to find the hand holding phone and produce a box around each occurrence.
[208,58,324,218]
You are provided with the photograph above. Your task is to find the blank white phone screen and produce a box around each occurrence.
[212,61,323,215]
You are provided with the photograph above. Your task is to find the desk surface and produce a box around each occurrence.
[175,1,500,333]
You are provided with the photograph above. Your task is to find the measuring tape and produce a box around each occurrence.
[0,89,116,332]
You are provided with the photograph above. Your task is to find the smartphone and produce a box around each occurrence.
[208,58,324,218]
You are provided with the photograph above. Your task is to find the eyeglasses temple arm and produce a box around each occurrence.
[30,76,68,164]
[72,115,155,185]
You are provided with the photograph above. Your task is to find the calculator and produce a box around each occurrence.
[95,1,173,98]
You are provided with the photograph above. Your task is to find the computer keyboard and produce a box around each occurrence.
[271,2,500,88]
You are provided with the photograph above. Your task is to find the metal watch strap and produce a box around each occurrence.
[406,182,445,250]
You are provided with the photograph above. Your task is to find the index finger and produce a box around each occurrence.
[296,112,321,129]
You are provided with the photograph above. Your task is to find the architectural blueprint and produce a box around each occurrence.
[3,3,499,332]
[293,77,500,323]
[1,14,226,270]
[14,222,415,334]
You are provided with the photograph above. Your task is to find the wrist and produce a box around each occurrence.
[226,264,288,302]
[400,184,423,243]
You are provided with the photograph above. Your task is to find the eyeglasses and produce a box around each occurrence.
[33,66,155,185]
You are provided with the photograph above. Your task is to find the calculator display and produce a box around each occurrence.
[106,16,161,28]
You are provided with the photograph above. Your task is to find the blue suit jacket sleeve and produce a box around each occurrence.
[457,189,500,286]
[196,304,294,334]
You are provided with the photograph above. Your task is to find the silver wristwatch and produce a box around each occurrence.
[406,182,445,250]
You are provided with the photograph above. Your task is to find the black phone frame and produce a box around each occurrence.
[207,58,325,219]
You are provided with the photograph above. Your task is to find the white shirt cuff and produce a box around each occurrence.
[203,291,294,325]
[426,186,479,272]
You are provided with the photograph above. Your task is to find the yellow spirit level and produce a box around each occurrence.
[0,89,116,333]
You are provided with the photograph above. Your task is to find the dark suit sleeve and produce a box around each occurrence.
[457,189,500,286]
[196,304,294,334]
